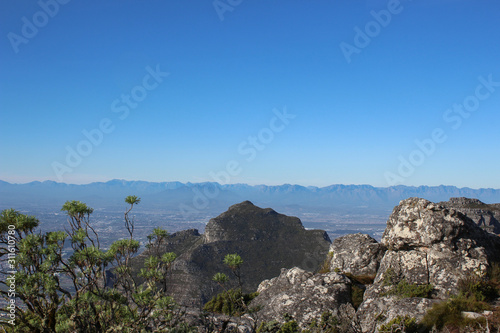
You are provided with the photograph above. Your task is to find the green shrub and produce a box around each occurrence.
[456,265,500,302]
[375,312,387,322]
[486,262,500,294]
[279,320,300,333]
[421,265,500,331]
[203,289,258,316]
[259,312,342,333]
[488,262,500,282]
[257,320,282,333]
[303,311,340,333]
[384,279,433,298]
[457,275,496,302]
[382,268,398,286]
[318,311,339,333]
[421,294,490,330]
[257,317,300,333]
[378,315,424,333]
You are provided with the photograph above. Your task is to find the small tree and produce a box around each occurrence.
[0,197,190,332]
[0,209,68,331]
[223,253,244,290]
[204,253,262,331]
[124,195,140,240]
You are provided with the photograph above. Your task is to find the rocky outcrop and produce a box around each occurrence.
[251,267,359,333]
[129,197,500,332]
[356,197,500,332]
[381,198,500,295]
[133,201,331,307]
[329,233,385,276]
[439,197,500,234]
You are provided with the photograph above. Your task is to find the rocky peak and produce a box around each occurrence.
[137,201,331,307]
[203,200,305,243]
[446,197,485,206]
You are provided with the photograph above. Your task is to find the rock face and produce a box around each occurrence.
[356,197,500,333]
[251,267,359,333]
[329,233,385,277]
[134,201,331,307]
[439,197,500,234]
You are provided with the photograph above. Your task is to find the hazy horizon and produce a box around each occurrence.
[3,178,500,191]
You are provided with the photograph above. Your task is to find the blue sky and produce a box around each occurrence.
[1,0,499,188]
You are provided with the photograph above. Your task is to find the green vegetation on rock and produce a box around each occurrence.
[378,315,424,333]
[203,288,258,316]
[421,265,500,331]
[421,295,490,330]
[258,312,343,333]
[384,279,434,299]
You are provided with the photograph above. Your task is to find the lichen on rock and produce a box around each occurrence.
[251,267,359,332]
[356,197,500,332]
[329,233,385,277]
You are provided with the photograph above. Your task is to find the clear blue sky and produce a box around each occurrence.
[1,0,499,188]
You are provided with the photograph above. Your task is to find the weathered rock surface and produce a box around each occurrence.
[439,197,500,234]
[356,296,437,333]
[251,267,359,332]
[133,201,331,307]
[356,197,500,332]
[329,233,385,276]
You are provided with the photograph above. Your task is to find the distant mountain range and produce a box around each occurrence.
[1,179,499,217]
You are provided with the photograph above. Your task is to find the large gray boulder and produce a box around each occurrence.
[251,267,359,333]
[356,197,500,333]
[329,233,385,277]
[381,198,500,296]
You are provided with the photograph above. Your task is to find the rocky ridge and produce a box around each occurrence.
[245,197,500,333]
[439,197,500,234]
[128,197,500,332]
